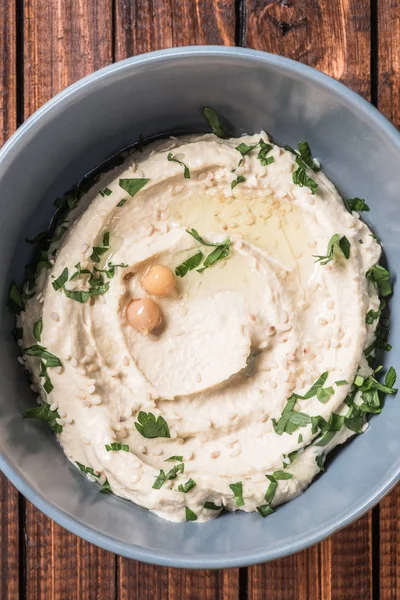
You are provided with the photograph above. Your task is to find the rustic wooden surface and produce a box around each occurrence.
[0,0,399,598]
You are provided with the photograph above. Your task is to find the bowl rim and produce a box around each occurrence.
[1,45,399,569]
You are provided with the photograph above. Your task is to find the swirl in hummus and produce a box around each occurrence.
[14,119,397,522]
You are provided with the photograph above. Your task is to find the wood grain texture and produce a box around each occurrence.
[377,6,400,596]
[245,0,371,98]
[24,0,113,118]
[245,1,375,598]
[22,1,115,598]
[115,0,236,60]
[119,561,240,600]
[0,2,20,599]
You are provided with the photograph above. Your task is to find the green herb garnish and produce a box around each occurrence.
[257,504,274,517]
[117,198,127,207]
[366,309,380,324]
[313,234,351,265]
[203,501,222,510]
[105,443,129,452]
[99,187,112,197]
[8,282,24,314]
[203,107,225,138]
[231,175,246,189]
[165,455,184,462]
[119,178,150,197]
[33,318,43,342]
[229,481,245,507]
[176,229,231,276]
[185,506,198,521]
[152,462,185,489]
[178,478,196,493]
[347,198,370,212]
[134,411,170,439]
[175,251,203,277]
[366,265,392,297]
[23,402,63,433]
[315,454,326,471]
[167,152,190,179]
[90,231,110,263]
[292,164,318,194]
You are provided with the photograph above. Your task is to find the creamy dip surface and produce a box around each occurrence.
[16,126,396,522]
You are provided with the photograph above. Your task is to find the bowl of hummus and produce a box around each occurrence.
[0,47,399,568]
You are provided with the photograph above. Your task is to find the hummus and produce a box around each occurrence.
[17,128,395,522]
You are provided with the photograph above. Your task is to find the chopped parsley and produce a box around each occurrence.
[105,443,129,452]
[315,454,326,471]
[119,178,150,197]
[229,481,245,507]
[167,152,190,179]
[296,141,320,172]
[203,107,225,138]
[257,504,274,517]
[272,470,294,480]
[203,501,222,510]
[165,455,183,462]
[23,344,62,394]
[99,187,112,197]
[91,231,110,263]
[175,229,230,277]
[33,318,43,342]
[8,283,24,314]
[298,433,303,443]
[301,372,329,399]
[178,478,196,493]
[185,506,198,521]
[235,139,275,167]
[335,380,348,387]
[313,234,351,265]
[286,142,319,193]
[231,175,246,189]
[23,402,63,433]
[366,309,380,324]
[117,198,127,207]
[175,251,203,277]
[272,395,311,435]
[292,163,318,194]
[347,197,370,212]
[134,411,170,438]
[152,463,185,489]
[366,265,392,297]
[76,462,111,493]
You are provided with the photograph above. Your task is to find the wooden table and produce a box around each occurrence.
[0,1,399,598]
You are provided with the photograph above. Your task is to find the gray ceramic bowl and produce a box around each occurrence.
[0,46,399,569]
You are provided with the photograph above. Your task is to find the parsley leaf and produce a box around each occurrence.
[134,411,170,438]
[203,107,225,138]
[119,178,150,197]
[105,443,129,452]
[100,479,111,493]
[175,251,203,277]
[366,309,380,324]
[178,478,196,493]
[272,470,294,480]
[8,282,24,314]
[229,481,245,506]
[297,141,320,172]
[117,198,127,207]
[33,318,43,342]
[203,501,222,510]
[272,395,311,435]
[231,175,246,189]
[165,455,183,462]
[76,462,99,477]
[52,267,69,291]
[167,152,190,179]
[347,197,370,212]
[235,139,275,167]
[185,506,198,521]
[301,372,329,399]
[315,454,326,471]
[257,504,274,517]
[23,345,61,367]
[313,234,351,265]
[90,231,110,263]
[385,366,397,389]
[23,402,62,433]
[292,163,318,194]
[366,265,392,297]
[99,187,112,197]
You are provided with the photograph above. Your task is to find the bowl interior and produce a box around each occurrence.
[0,48,399,568]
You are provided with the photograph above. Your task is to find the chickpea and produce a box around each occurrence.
[126,298,162,335]
[141,264,175,297]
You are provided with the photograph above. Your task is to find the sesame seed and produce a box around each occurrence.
[152,448,163,456]
[258,412,268,422]
[249,313,256,322]
[307,240,317,249]
[65,416,73,424]
[123,356,130,367]
[59,410,67,418]
[77,368,86,376]
[71,358,78,368]
[55,418,64,426]
[131,474,141,484]
[55,366,62,374]
[317,316,328,326]
[91,397,102,405]
[230,448,241,457]
[17,357,24,365]
[50,402,58,411]
[267,326,276,336]
[30,384,37,392]
[81,243,89,253]
[17,339,23,347]
[87,385,96,394]
[51,312,60,322]
[210,450,220,459]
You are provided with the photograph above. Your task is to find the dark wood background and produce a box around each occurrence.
[0,1,399,598]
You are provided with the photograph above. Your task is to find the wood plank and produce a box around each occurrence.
[248,546,321,600]
[115,0,236,60]
[379,488,400,600]
[0,1,20,599]
[245,0,371,99]
[245,1,374,598]
[22,1,115,598]
[115,1,239,597]
[119,561,240,600]
[377,4,400,597]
